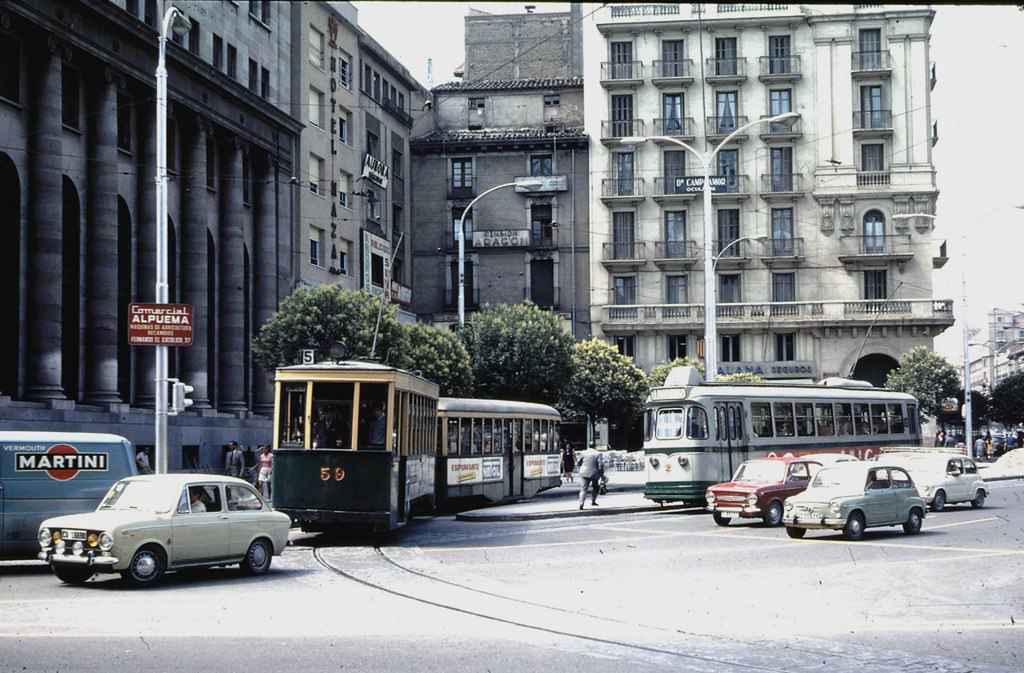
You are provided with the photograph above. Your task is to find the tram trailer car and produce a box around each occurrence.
[643,367,921,505]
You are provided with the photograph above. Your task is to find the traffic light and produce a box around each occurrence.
[169,378,194,415]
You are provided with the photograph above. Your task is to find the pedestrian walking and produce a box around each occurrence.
[135,448,152,475]
[935,429,946,447]
[561,441,575,484]
[223,441,246,478]
[577,444,604,510]
[973,435,986,461]
[257,444,274,500]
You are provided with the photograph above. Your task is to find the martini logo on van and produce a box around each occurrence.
[14,444,109,481]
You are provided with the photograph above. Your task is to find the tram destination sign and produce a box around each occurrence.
[128,303,194,347]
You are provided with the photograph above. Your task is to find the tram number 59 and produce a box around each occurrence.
[320,466,346,481]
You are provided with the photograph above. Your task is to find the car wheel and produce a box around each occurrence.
[53,565,95,585]
[762,500,784,527]
[240,538,273,576]
[121,545,166,587]
[785,526,806,539]
[843,512,865,541]
[712,512,731,527]
[931,490,946,512]
[903,507,923,535]
[971,490,986,509]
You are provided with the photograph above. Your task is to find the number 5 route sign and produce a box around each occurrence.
[128,303,194,346]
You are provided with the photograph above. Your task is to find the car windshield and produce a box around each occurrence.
[98,480,178,513]
[732,461,786,482]
[809,467,865,490]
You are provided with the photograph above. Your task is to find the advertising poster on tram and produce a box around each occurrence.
[524,455,562,479]
[447,457,503,486]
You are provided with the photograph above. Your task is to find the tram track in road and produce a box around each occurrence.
[309,546,999,673]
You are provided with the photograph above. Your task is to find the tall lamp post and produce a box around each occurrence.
[457,178,543,328]
[154,6,192,474]
[622,111,799,381]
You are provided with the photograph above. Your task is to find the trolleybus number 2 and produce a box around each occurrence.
[319,467,346,481]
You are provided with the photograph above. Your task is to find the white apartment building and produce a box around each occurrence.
[583,3,953,385]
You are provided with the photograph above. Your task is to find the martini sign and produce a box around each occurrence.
[129,303,194,346]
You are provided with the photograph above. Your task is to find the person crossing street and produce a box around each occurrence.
[577,443,605,510]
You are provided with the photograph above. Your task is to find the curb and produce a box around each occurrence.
[455,502,691,522]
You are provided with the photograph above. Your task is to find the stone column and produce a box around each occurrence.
[24,37,65,401]
[179,117,212,408]
[82,67,122,404]
[218,137,246,413]
[252,152,278,416]
[134,100,157,408]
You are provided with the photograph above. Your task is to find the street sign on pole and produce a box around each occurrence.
[128,303,194,346]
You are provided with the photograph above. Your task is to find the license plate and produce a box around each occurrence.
[62,529,87,540]
[716,511,735,518]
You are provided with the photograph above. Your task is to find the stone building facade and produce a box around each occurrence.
[583,3,953,385]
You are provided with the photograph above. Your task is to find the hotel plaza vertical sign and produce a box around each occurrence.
[128,304,194,346]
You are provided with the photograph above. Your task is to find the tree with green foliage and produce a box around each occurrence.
[395,323,473,397]
[989,372,1024,426]
[561,339,648,439]
[647,357,705,388]
[718,371,767,383]
[883,346,961,420]
[461,302,574,404]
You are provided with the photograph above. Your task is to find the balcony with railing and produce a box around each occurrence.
[706,115,750,142]
[712,174,751,201]
[601,241,647,270]
[759,173,805,201]
[652,116,696,140]
[711,238,757,269]
[653,240,700,269]
[760,237,805,268]
[599,297,955,333]
[856,170,890,187]
[600,176,645,206]
[758,55,802,82]
[381,97,413,127]
[600,61,644,87]
[851,50,891,77]
[705,57,748,84]
[652,176,699,203]
[758,115,802,141]
[601,118,645,145]
[651,59,695,86]
[838,234,914,270]
[852,110,893,137]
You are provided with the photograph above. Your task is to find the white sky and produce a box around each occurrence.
[353,3,1024,362]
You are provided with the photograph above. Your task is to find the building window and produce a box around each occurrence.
[715,90,738,134]
[769,147,793,191]
[660,39,685,77]
[664,211,686,256]
[612,211,635,259]
[858,28,882,68]
[188,19,200,55]
[531,205,553,246]
[775,333,796,361]
[227,43,237,79]
[543,94,560,107]
[206,137,216,190]
[242,152,251,204]
[308,87,323,128]
[337,240,350,275]
[338,171,351,208]
[212,34,223,70]
[249,0,270,23]
[392,147,403,178]
[721,334,741,362]
[451,158,473,194]
[667,334,687,360]
[468,96,485,110]
[664,150,686,180]
[610,93,634,137]
[770,208,794,255]
[143,0,156,28]
[613,276,636,305]
[260,67,270,99]
[366,186,380,221]
[863,210,886,254]
[309,26,324,68]
[61,66,80,129]
[366,130,380,158]
[662,92,683,134]
[861,143,885,172]
[717,149,738,191]
[248,58,258,92]
[717,209,740,256]
[117,91,132,152]
[666,274,687,304]
[609,40,634,78]
[714,36,738,76]
[615,335,636,359]
[372,71,380,101]
[772,272,796,303]
[767,35,791,74]
[310,228,324,266]
[530,154,552,176]
[719,273,741,303]
[308,154,323,195]
[769,88,792,119]
[451,207,473,248]
[339,53,352,89]
[864,269,887,300]
[338,109,351,144]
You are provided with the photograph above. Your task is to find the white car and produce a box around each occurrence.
[38,474,291,587]
[877,453,988,511]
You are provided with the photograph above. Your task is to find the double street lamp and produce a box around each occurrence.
[457,178,543,328]
[622,111,799,381]
[154,6,192,474]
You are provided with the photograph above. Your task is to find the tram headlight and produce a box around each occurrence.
[677,456,688,468]
[649,457,660,469]
[746,493,758,506]
[38,528,51,548]
[829,500,841,514]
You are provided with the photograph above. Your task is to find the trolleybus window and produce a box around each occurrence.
[815,403,835,436]
[835,403,853,435]
[795,402,815,437]
[280,384,307,447]
[887,403,905,433]
[751,402,773,438]
[656,408,684,439]
[773,402,795,437]
[870,403,889,434]
[686,406,709,440]
[853,403,871,435]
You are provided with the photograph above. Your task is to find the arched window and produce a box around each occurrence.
[863,210,885,253]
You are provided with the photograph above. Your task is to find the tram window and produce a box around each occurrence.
[645,409,656,441]
[773,402,795,437]
[540,420,549,452]
[686,406,709,440]
[870,403,889,434]
[473,420,483,454]
[525,420,535,453]
[279,384,307,447]
[815,403,835,436]
[447,419,459,455]
[458,420,471,455]
[656,408,684,440]
[480,419,492,454]
[835,403,853,435]
[357,383,389,450]
[511,420,522,453]
[794,402,815,437]
[853,403,871,435]
[887,404,905,433]
[728,406,743,441]
[751,402,773,438]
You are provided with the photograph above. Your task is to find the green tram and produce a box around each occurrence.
[270,361,562,532]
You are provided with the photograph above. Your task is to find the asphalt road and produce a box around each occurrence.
[2,479,1022,673]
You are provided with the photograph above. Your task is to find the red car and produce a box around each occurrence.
[705,455,853,527]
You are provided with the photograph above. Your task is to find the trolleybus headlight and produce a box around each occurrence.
[706,491,716,503]
[746,493,758,505]
[98,532,114,551]
[649,457,660,469]
[829,500,841,514]
[677,456,688,467]
[38,528,51,548]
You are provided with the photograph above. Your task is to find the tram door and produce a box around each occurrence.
[506,419,522,498]
[714,402,746,480]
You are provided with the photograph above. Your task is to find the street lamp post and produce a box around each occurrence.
[622,111,799,381]
[154,6,192,474]
[457,178,543,328]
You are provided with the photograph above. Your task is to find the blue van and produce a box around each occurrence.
[1,432,136,558]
